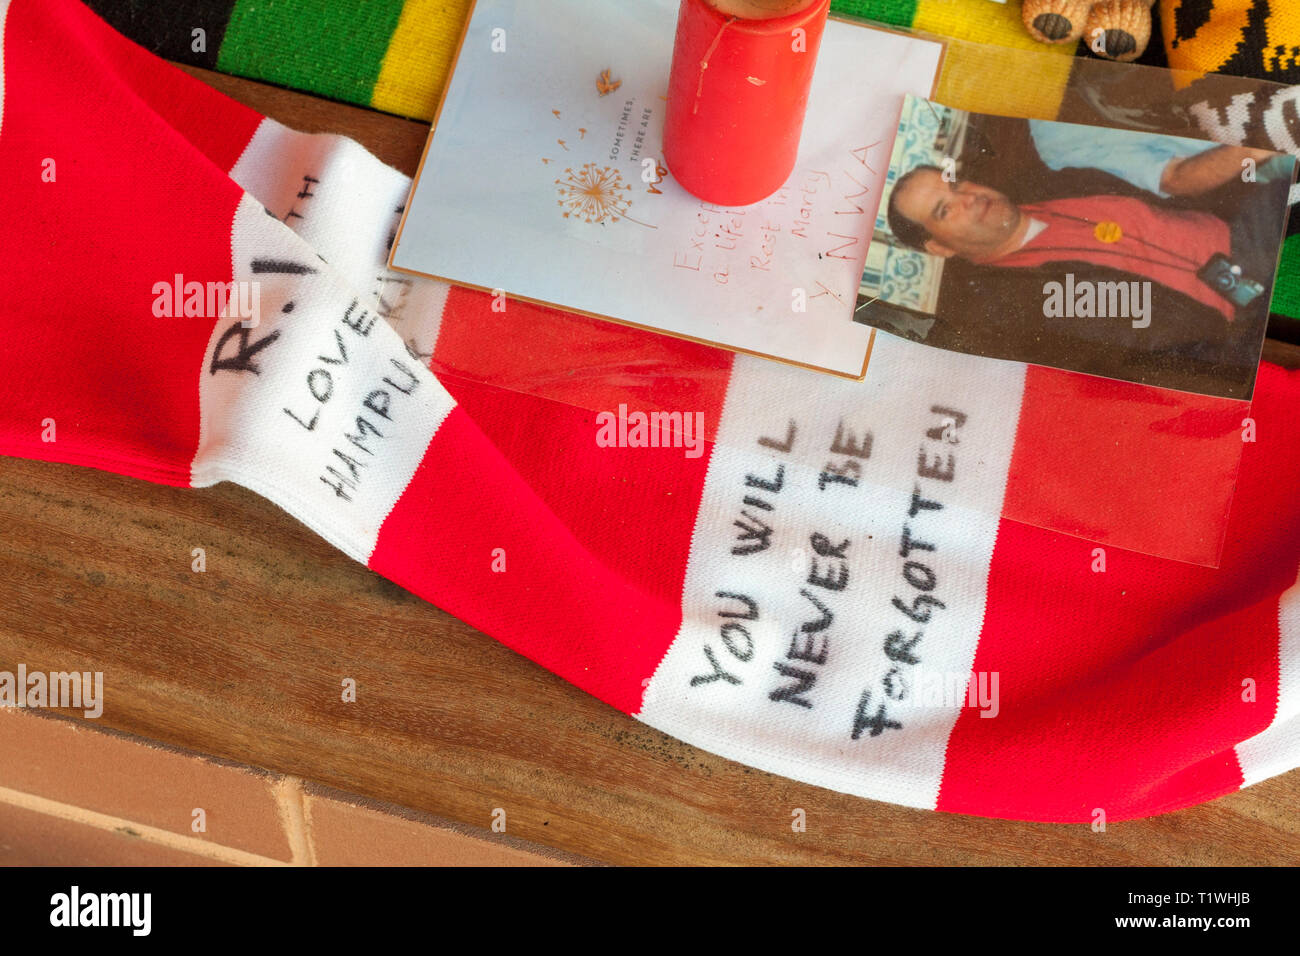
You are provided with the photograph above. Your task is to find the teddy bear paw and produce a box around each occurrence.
[1022,0,1091,44]
[1082,0,1152,62]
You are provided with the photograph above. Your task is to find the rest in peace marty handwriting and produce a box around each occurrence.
[672,143,881,301]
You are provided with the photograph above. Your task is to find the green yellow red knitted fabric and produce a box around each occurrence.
[80,0,1300,321]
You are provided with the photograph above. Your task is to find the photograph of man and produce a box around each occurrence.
[862,99,1296,400]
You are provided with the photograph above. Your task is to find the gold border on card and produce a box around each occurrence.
[387,0,946,381]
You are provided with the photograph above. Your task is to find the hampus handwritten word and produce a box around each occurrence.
[317,355,421,503]
[594,404,705,459]
[0,665,102,718]
[853,405,968,739]
[50,887,150,936]
[278,298,423,503]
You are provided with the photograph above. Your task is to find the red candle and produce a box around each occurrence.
[663,0,832,207]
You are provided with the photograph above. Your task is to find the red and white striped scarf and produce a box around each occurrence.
[2,0,1298,821]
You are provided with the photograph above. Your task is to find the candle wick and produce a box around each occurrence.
[694,16,737,116]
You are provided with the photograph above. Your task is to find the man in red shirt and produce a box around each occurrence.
[886,164,1275,322]
[882,158,1290,395]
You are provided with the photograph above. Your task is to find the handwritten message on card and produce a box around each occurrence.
[391,0,943,378]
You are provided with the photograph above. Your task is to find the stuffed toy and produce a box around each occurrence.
[1021,0,1155,62]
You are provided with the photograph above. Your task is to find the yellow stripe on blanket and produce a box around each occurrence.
[371,0,1075,123]
[372,0,474,121]
[915,0,1056,51]
[914,0,1075,119]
